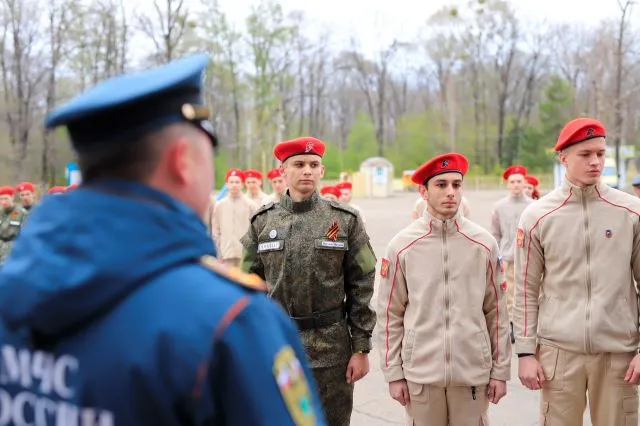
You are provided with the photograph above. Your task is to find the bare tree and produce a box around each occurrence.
[138,0,191,64]
[347,39,402,157]
[0,0,48,180]
[614,0,636,181]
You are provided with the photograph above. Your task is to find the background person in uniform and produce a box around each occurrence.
[0,54,326,426]
[514,117,640,426]
[211,169,258,268]
[0,186,27,263]
[631,175,640,197]
[336,181,366,226]
[16,181,37,212]
[267,167,287,203]
[491,164,531,344]
[320,185,341,201]
[378,153,510,426]
[241,136,377,426]
[524,175,540,200]
[245,169,270,205]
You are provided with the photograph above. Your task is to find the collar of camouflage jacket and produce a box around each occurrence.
[280,190,319,213]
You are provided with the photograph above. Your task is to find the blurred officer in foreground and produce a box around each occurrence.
[242,137,376,426]
[515,118,640,426]
[0,54,324,426]
[378,153,510,426]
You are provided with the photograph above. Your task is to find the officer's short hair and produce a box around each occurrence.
[79,124,196,183]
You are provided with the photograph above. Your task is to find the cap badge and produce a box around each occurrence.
[441,159,449,168]
[587,128,595,137]
[605,229,612,238]
[269,229,277,239]
[305,141,314,153]
[326,220,339,241]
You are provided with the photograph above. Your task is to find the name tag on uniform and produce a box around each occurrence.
[314,239,348,251]
[9,221,20,226]
[257,240,284,253]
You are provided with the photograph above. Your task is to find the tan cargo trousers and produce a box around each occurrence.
[538,344,639,426]
[404,381,489,426]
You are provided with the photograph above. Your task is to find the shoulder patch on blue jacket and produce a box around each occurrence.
[200,255,267,292]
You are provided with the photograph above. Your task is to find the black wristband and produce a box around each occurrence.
[518,353,534,358]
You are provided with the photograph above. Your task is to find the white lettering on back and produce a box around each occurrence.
[0,346,114,426]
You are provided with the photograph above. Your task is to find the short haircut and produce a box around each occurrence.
[78,124,194,183]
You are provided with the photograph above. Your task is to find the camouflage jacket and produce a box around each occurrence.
[0,205,27,262]
[241,191,377,368]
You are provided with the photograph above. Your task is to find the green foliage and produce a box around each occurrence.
[214,148,231,190]
[517,76,574,171]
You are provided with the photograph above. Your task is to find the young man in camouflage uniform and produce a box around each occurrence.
[241,136,377,426]
[0,186,27,262]
[15,182,37,212]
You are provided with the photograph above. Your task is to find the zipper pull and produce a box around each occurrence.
[471,386,477,400]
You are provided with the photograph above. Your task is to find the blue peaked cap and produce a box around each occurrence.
[45,53,217,153]
[632,176,640,187]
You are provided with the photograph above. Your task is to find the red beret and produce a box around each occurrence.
[244,169,262,180]
[47,186,66,194]
[16,182,35,192]
[320,186,341,198]
[411,153,469,185]
[274,137,326,162]
[503,165,527,180]
[525,175,539,186]
[225,168,245,183]
[0,186,15,196]
[267,168,281,180]
[555,118,606,151]
[335,181,352,191]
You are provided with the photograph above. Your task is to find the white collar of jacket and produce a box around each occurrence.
[421,208,463,235]
[561,176,609,201]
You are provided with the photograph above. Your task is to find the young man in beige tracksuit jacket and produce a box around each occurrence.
[491,164,532,344]
[514,117,640,426]
[377,153,511,426]
[211,169,258,267]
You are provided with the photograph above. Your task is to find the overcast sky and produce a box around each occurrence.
[213,0,623,53]
[130,0,627,59]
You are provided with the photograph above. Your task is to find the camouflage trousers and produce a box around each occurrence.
[312,364,354,426]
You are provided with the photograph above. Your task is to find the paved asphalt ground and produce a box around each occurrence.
[348,189,599,426]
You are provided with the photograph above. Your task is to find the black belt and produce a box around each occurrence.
[291,306,345,331]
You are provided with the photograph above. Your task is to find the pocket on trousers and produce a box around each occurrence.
[623,395,638,426]
[608,352,636,386]
[538,345,563,390]
[406,380,429,403]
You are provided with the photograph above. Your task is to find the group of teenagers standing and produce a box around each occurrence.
[0,52,638,426]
